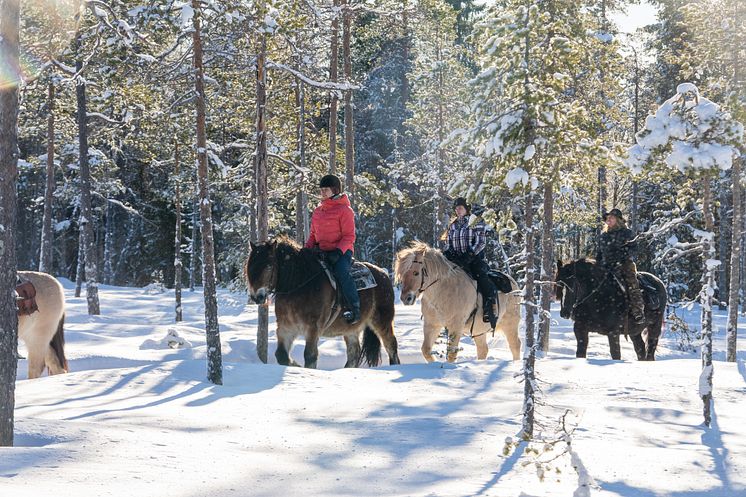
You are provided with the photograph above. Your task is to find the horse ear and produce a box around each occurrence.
[557,259,563,270]
[249,241,256,251]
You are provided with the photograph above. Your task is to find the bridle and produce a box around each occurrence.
[557,264,610,319]
[410,258,440,296]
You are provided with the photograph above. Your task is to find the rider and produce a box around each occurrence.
[305,174,360,324]
[443,197,498,328]
[596,208,645,325]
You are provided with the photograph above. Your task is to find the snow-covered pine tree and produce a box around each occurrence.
[627,82,744,426]
[467,0,592,438]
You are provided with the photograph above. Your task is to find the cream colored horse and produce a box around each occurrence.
[18,271,68,378]
[395,242,521,362]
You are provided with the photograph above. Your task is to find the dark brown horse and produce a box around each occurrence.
[555,259,666,361]
[244,236,400,368]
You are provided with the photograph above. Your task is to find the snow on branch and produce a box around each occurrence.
[266,61,359,91]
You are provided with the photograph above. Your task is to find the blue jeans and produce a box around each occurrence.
[329,250,360,310]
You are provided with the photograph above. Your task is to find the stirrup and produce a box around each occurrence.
[343,309,360,324]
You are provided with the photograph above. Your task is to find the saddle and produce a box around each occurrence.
[319,259,378,292]
[610,271,661,311]
[638,273,662,310]
[16,280,39,316]
[487,270,513,294]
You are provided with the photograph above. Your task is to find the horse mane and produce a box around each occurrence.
[271,236,324,293]
[394,240,460,284]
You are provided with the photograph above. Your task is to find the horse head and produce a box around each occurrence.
[245,239,279,304]
[394,242,430,305]
[555,259,576,319]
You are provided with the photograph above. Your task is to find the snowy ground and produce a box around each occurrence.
[3,279,746,497]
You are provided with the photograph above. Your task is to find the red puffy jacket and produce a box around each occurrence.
[305,194,356,254]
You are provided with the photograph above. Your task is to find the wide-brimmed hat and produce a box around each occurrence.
[603,208,625,221]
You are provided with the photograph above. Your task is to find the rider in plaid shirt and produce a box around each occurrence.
[443,197,497,328]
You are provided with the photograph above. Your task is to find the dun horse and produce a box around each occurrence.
[555,259,666,360]
[245,236,400,368]
[17,271,68,378]
[395,242,521,362]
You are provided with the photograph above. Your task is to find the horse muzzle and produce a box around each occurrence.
[401,291,417,306]
[251,288,268,305]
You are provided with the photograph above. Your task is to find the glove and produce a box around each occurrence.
[326,248,344,265]
[310,246,324,258]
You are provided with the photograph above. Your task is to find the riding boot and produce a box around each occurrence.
[482,296,497,329]
[621,261,645,324]
[342,303,361,324]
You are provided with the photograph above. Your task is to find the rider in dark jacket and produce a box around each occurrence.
[596,208,645,324]
[443,197,498,328]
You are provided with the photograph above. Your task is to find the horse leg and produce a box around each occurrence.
[608,334,621,360]
[274,329,299,367]
[474,332,489,360]
[631,333,647,361]
[303,329,321,369]
[26,346,47,379]
[497,300,522,360]
[421,318,440,363]
[646,319,662,361]
[446,325,463,363]
[574,323,589,358]
[376,322,400,365]
[343,335,361,368]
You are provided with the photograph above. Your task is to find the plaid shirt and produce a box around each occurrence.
[447,216,487,255]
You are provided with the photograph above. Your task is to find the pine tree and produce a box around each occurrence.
[627,83,744,426]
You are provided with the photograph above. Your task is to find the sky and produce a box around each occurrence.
[611,1,659,34]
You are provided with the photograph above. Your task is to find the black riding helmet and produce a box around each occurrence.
[453,197,470,214]
[319,174,342,194]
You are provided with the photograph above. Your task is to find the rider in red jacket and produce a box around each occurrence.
[305,175,360,324]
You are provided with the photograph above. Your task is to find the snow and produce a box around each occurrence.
[4,280,746,496]
[505,166,529,190]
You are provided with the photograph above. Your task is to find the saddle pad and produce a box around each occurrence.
[320,260,378,292]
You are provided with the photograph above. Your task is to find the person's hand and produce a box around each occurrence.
[327,248,343,265]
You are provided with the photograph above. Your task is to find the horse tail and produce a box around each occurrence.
[50,313,68,372]
[360,326,381,367]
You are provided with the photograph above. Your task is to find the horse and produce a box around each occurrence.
[244,236,400,368]
[554,259,667,361]
[394,241,522,363]
[17,271,68,378]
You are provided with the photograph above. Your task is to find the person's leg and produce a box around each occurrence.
[622,260,645,323]
[470,258,497,327]
[333,250,360,323]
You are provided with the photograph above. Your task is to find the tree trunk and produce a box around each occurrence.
[343,0,355,202]
[727,158,741,362]
[700,177,715,427]
[295,65,309,244]
[256,23,270,364]
[0,0,21,446]
[328,0,340,175]
[75,225,84,297]
[718,172,730,309]
[174,141,183,322]
[521,190,537,439]
[434,22,446,246]
[103,202,114,284]
[74,34,100,314]
[190,192,198,291]
[538,182,554,352]
[192,0,222,384]
[39,78,56,273]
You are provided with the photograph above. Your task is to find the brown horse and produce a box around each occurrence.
[395,242,522,362]
[244,236,400,368]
